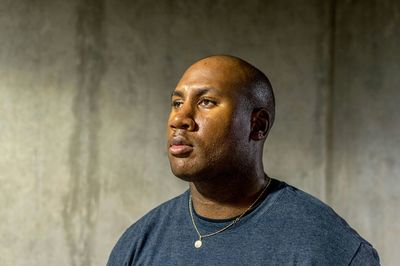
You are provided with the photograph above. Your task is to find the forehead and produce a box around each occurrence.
[174,60,247,97]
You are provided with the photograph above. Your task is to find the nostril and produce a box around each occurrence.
[170,114,195,130]
[181,123,190,129]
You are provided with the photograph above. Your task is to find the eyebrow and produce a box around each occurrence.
[171,90,184,98]
[171,87,217,98]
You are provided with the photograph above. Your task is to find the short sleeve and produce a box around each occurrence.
[349,242,380,266]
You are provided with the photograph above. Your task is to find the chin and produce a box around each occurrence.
[168,155,212,182]
[169,163,205,182]
[170,167,195,182]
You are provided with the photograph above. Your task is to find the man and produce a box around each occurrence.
[107,55,380,265]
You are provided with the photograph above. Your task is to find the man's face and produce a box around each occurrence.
[167,60,251,181]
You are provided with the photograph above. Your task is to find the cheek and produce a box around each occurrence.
[200,112,250,156]
[196,116,238,158]
[199,116,233,141]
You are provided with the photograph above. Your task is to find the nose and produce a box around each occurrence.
[168,104,196,131]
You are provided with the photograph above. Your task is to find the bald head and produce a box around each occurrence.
[181,55,275,128]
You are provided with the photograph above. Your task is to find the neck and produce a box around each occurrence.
[189,170,269,220]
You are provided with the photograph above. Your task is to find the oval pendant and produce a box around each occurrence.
[194,239,202,248]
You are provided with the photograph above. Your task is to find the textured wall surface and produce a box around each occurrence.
[329,0,400,264]
[0,0,398,265]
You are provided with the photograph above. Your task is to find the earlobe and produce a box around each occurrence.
[250,108,270,141]
[250,128,268,141]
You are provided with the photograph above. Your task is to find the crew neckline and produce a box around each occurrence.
[188,178,284,226]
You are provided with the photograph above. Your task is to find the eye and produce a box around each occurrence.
[199,98,217,108]
[171,99,183,109]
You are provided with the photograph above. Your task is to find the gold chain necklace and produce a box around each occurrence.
[188,177,271,248]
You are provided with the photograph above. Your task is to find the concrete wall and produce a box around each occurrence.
[329,0,400,263]
[0,0,398,265]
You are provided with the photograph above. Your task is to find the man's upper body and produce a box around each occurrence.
[107,55,380,265]
[107,179,379,265]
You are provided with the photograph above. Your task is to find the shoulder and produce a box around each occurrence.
[107,191,188,266]
[268,181,380,265]
[131,190,188,230]
[277,183,363,238]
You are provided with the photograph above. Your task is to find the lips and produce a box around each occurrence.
[169,136,194,156]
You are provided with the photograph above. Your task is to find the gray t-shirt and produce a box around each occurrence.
[107,179,380,265]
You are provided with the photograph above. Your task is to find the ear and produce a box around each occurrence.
[250,108,270,141]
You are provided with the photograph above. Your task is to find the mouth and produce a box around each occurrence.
[169,136,194,156]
